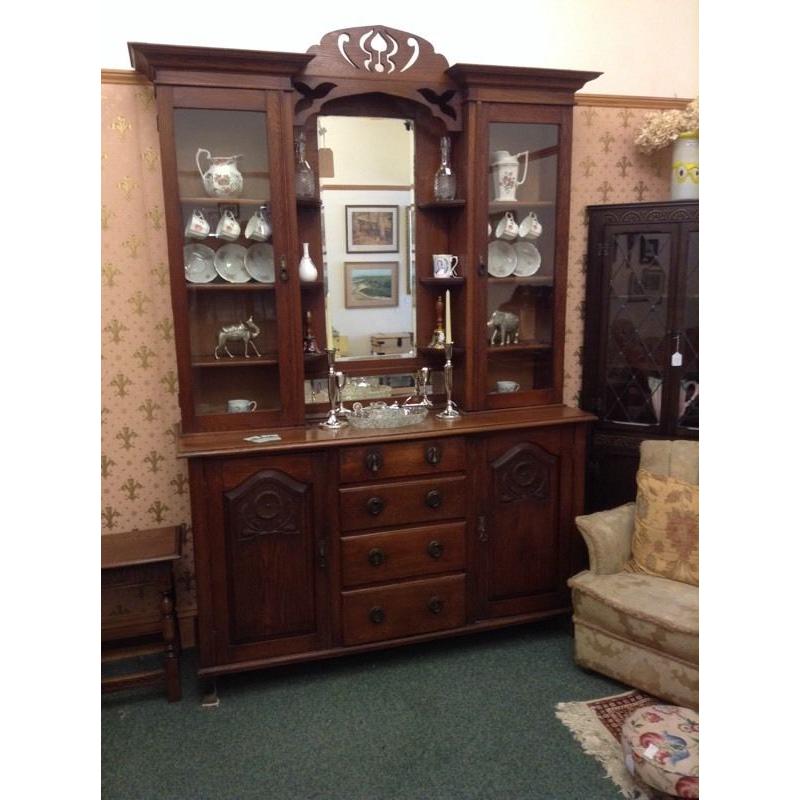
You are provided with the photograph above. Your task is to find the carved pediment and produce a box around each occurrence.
[304,26,450,79]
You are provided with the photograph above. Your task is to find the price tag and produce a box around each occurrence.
[643,743,659,760]
[671,351,683,367]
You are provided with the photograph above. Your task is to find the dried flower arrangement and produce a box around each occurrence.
[635,99,699,154]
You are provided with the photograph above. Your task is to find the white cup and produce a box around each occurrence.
[245,208,271,242]
[518,212,543,241]
[216,209,241,241]
[227,398,257,413]
[185,209,210,239]
[432,254,459,278]
[495,381,520,393]
[495,211,519,241]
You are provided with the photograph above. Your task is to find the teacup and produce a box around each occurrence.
[227,398,257,413]
[518,212,543,241]
[216,209,241,241]
[495,211,518,241]
[185,209,210,239]
[495,380,520,393]
[245,208,271,242]
[433,254,459,278]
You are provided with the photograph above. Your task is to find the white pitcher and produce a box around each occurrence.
[196,149,244,197]
[490,150,529,202]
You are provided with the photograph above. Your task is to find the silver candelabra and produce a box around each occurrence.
[436,343,460,419]
[319,348,347,429]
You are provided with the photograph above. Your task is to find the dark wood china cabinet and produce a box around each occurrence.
[581,200,699,512]
[129,27,600,697]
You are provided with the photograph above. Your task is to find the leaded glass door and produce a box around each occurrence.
[597,226,677,432]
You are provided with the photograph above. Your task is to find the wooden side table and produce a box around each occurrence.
[101,526,183,702]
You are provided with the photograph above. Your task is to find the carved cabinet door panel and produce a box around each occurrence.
[474,428,573,619]
[202,453,329,665]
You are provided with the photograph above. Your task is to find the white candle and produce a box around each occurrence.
[325,294,334,350]
[445,289,452,343]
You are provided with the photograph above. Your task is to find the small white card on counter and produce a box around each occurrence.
[243,434,282,443]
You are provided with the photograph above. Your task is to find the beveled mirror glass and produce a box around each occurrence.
[318,116,416,360]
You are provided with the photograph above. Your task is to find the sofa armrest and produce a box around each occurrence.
[575,502,636,574]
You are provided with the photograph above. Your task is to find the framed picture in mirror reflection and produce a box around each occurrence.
[346,205,399,253]
[344,262,399,308]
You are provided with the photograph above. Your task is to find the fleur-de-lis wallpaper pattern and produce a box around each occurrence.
[101,78,196,636]
[101,74,678,638]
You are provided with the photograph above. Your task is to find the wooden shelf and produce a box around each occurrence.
[300,280,325,289]
[487,276,553,286]
[191,355,279,368]
[180,197,268,205]
[419,277,465,288]
[418,345,465,356]
[186,282,275,291]
[487,343,552,355]
[297,197,322,208]
[416,199,466,210]
[488,200,554,213]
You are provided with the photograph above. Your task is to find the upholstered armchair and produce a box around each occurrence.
[568,440,699,709]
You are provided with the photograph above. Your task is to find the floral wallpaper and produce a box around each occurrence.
[563,104,673,406]
[100,73,680,637]
[101,77,196,635]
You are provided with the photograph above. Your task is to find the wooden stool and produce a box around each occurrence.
[101,526,183,702]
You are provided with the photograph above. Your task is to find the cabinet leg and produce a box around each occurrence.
[160,591,182,702]
[200,677,219,708]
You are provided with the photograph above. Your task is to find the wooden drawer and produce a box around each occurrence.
[339,475,466,532]
[341,522,466,588]
[341,574,466,646]
[339,438,466,483]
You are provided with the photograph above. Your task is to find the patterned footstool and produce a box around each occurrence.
[621,704,699,798]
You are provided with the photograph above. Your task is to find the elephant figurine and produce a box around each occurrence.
[487,310,520,346]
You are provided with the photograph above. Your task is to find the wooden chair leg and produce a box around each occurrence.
[161,590,182,702]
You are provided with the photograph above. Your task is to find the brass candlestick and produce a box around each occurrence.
[428,295,446,349]
[436,342,460,419]
[319,348,346,429]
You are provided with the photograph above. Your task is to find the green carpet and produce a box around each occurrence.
[102,617,628,799]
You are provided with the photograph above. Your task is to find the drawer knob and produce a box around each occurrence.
[428,596,443,615]
[427,540,444,559]
[369,606,385,624]
[425,489,442,509]
[368,547,386,567]
[425,446,442,465]
[365,449,383,474]
[367,496,385,516]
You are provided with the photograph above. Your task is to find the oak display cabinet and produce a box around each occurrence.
[130,27,600,696]
[581,200,699,512]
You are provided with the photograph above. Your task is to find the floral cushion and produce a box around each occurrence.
[626,469,699,586]
[621,704,699,797]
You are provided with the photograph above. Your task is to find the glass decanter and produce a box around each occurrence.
[433,136,456,201]
[294,131,315,199]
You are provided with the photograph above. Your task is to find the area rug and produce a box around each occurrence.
[556,689,661,799]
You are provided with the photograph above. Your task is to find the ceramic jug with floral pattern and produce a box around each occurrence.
[196,149,244,197]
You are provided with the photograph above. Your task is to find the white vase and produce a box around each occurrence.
[298,242,318,282]
[670,132,699,200]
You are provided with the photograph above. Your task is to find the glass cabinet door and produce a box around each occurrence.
[169,97,294,429]
[673,227,699,433]
[482,118,561,405]
[599,228,674,429]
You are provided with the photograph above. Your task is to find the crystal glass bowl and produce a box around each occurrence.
[348,402,428,430]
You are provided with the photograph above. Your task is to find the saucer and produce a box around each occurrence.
[487,240,517,277]
[214,244,250,283]
[512,241,542,276]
